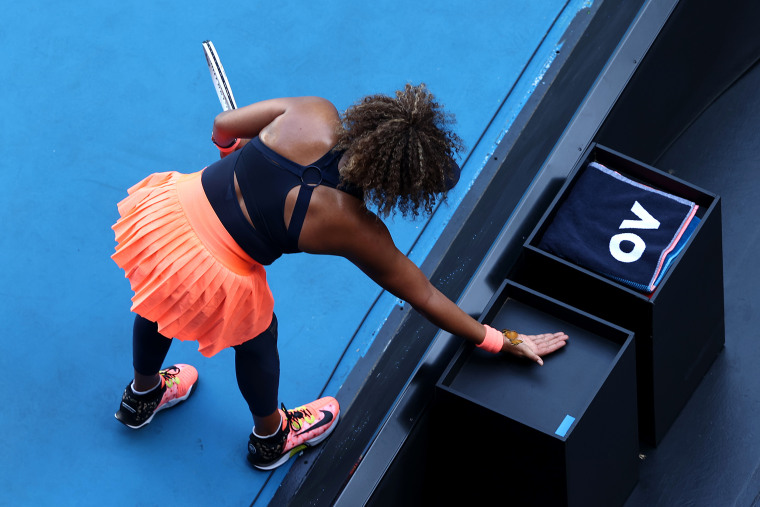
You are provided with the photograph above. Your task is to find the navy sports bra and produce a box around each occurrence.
[201,137,361,266]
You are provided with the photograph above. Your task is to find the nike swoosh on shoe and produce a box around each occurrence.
[294,410,334,437]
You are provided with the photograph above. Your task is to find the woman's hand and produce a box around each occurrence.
[500,331,568,366]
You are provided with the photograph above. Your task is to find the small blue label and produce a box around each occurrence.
[555,415,575,437]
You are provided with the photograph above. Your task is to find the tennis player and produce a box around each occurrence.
[111,84,568,470]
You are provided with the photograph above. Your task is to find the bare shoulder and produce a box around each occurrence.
[299,188,415,291]
[298,187,392,257]
[262,96,341,163]
[296,97,340,134]
[279,96,340,126]
[294,96,339,113]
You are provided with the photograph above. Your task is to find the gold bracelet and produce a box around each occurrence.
[502,329,522,346]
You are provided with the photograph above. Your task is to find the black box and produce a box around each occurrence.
[429,280,638,507]
[513,143,725,446]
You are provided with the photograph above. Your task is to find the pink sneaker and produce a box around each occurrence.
[115,364,198,429]
[247,396,340,470]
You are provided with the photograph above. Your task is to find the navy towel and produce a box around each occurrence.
[538,162,698,293]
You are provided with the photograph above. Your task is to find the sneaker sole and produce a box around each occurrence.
[115,380,198,429]
[251,409,341,471]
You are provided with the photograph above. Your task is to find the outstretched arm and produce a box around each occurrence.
[359,240,568,364]
[304,201,567,364]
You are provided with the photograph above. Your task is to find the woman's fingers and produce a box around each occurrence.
[500,331,568,365]
[532,332,568,354]
[516,332,569,364]
[518,342,544,365]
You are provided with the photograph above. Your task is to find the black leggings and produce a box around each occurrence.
[132,313,280,418]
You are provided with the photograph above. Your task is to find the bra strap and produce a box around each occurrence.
[286,184,315,250]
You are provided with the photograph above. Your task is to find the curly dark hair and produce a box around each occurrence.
[335,83,464,218]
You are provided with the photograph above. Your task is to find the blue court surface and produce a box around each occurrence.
[1,1,593,505]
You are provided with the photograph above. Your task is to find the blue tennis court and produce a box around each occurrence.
[9,1,759,505]
[2,1,591,505]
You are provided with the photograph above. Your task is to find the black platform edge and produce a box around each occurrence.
[264,0,658,505]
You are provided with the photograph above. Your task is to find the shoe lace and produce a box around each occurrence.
[159,366,180,388]
[283,403,317,432]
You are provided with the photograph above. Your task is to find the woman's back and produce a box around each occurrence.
[252,98,367,256]
[203,97,364,264]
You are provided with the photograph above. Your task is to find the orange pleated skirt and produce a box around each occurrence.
[111,170,275,357]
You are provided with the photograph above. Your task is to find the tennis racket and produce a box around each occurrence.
[202,40,237,111]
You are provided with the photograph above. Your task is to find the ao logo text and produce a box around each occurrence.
[609,201,660,263]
